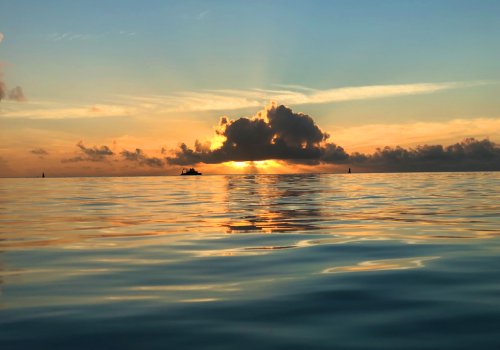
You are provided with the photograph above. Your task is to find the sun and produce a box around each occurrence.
[224,160,283,171]
[231,161,249,168]
[253,160,281,169]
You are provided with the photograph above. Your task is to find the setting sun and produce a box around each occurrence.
[224,160,283,171]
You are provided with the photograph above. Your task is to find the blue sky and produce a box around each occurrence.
[2,0,500,94]
[1,0,499,175]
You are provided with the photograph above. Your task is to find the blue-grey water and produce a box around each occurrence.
[1,173,499,349]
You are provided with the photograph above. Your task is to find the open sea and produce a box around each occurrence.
[0,172,499,349]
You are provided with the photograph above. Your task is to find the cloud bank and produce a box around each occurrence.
[30,148,49,157]
[59,143,164,168]
[167,105,500,172]
[121,148,164,167]
[349,138,500,172]
[62,141,114,163]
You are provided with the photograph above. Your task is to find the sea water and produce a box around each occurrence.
[0,173,499,349]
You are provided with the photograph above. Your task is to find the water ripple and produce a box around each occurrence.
[0,173,499,349]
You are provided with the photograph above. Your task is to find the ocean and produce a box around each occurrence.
[1,173,499,349]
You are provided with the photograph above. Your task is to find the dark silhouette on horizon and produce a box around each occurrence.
[348,168,351,173]
[181,168,202,176]
[42,172,45,178]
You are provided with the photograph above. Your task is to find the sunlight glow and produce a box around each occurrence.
[224,160,283,171]
[209,134,226,150]
[231,161,249,168]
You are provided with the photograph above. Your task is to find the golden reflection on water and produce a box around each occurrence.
[179,298,220,303]
[1,173,498,252]
[130,283,241,292]
[322,256,439,274]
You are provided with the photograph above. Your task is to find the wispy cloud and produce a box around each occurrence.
[0,102,130,119]
[182,10,210,21]
[197,10,210,20]
[280,81,482,104]
[30,148,49,157]
[121,81,487,113]
[45,30,137,42]
[117,30,137,37]
[0,81,488,119]
[0,32,4,43]
[45,32,92,42]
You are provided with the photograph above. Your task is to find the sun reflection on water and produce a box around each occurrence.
[322,256,439,274]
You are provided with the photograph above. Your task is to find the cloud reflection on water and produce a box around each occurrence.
[322,256,439,274]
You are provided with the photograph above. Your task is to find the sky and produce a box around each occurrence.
[0,0,500,176]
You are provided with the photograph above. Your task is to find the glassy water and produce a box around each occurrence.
[1,173,499,349]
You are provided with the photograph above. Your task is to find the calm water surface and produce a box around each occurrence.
[1,173,499,349]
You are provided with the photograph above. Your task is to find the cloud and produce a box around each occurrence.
[182,10,210,21]
[0,81,486,119]
[196,10,210,20]
[280,82,479,105]
[0,65,27,103]
[121,148,164,167]
[1,103,129,119]
[122,81,486,113]
[167,105,500,172]
[44,30,137,42]
[349,138,500,172]
[30,148,49,157]
[0,80,5,101]
[326,118,500,153]
[62,141,114,163]
[7,86,26,101]
[167,105,347,165]
[45,32,91,42]
[0,32,3,43]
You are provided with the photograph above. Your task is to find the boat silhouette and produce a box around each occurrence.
[181,168,202,176]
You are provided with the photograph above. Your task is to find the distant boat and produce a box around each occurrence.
[181,168,202,176]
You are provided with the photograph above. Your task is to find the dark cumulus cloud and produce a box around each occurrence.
[167,105,348,165]
[166,105,499,172]
[62,141,114,163]
[121,148,164,167]
[30,148,49,157]
[351,138,500,172]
